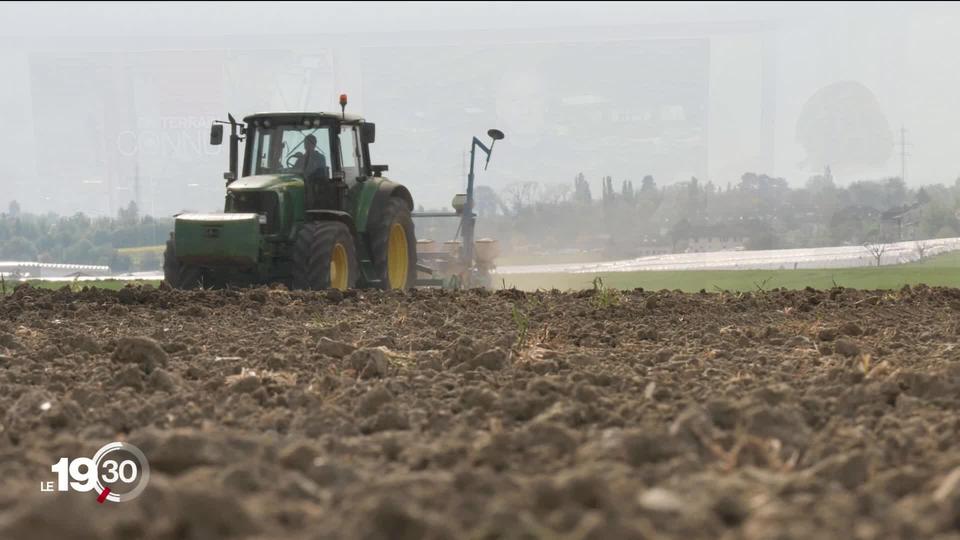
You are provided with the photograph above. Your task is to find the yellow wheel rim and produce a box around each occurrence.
[387,222,409,289]
[330,242,348,290]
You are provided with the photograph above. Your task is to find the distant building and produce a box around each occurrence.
[635,246,672,257]
[881,202,923,241]
[681,223,749,252]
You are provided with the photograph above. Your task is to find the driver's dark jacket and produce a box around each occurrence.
[296,150,333,208]
[296,150,326,178]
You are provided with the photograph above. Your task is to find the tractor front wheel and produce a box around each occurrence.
[291,222,358,290]
[371,197,417,290]
[163,238,204,289]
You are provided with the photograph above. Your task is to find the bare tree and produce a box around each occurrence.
[537,183,571,206]
[914,240,930,261]
[501,182,541,216]
[863,241,887,267]
[500,183,524,216]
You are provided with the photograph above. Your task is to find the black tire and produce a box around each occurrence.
[370,197,417,290]
[291,221,358,290]
[163,238,204,289]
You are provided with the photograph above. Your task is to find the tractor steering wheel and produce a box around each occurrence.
[286,152,303,169]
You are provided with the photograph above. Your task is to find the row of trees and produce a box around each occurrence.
[6,170,960,269]
[458,168,960,257]
[0,201,170,271]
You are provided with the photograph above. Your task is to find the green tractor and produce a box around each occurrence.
[163,101,504,291]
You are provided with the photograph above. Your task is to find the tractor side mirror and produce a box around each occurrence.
[360,122,376,144]
[210,124,224,146]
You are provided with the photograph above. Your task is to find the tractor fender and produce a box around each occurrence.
[305,210,360,245]
[368,181,413,230]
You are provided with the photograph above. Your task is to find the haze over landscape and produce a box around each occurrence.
[3,2,960,215]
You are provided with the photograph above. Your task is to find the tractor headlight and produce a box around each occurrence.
[257,214,267,224]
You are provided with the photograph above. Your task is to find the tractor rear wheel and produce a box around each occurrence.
[371,197,417,290]
[291,221,358,290]
[163,238,204,289]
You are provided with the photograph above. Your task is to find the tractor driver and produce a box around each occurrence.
[294,134,327,180]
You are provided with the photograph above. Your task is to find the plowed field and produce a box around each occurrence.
[2,283,960,539]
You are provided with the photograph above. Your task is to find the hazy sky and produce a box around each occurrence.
[2,2,960,215]
[0,2,862,36]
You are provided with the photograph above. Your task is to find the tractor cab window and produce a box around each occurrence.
[248,123,331,179]
[339,126,361,181]
[251,130,274,173]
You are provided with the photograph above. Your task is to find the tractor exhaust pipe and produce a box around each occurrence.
[211,115,242,184]
[227,113,240,184]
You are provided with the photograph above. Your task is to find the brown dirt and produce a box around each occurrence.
[2,283,960,539]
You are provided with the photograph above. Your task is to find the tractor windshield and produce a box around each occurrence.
[248,123,331,178]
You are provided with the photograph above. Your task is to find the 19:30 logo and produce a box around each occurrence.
[42,442,151,503]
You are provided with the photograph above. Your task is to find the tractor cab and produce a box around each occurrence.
[212,112,379,216]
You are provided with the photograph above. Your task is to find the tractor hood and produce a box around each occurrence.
[228,174,302,192]
[224,174,307,236]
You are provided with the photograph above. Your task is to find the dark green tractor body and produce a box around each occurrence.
[165,111,417,290]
